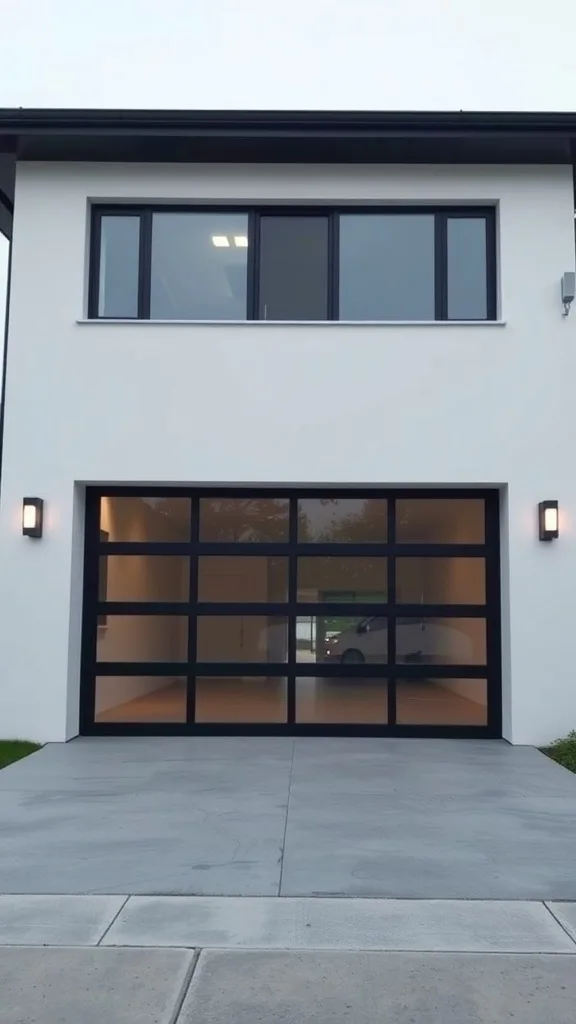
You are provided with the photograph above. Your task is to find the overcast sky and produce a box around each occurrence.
[2,0,576,326]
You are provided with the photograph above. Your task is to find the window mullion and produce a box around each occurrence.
[88,208,102,318]
[248,210,259,320]
[329,212,340,320]
[435,211,448,321]
[139,210,152,320]
[486,211,497,320]
[287,497,298,724]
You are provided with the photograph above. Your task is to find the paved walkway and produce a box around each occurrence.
[1,895,576,1022]
[1,737,576,898]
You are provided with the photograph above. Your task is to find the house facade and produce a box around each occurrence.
[0,109,574,745]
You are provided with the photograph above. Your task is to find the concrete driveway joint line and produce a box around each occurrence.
[544,902,576,944]
[166,949,201,1024]
[276,738,296,897]
[96,894,130,945]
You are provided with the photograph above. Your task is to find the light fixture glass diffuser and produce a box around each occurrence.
[544,507,558,533]
[22,497,44,538]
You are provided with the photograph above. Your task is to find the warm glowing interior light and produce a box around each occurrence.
[234,235,248,247]
[212,236,230,247]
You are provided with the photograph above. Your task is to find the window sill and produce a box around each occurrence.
[77,318,507,327]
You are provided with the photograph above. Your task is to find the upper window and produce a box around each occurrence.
[258,216,329,320]
[339,214,435,320]
[151,212,249,320]
[89,207,496,322]
[447,217,489,320]
[97,215,140,318]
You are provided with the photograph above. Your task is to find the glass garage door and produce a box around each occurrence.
[80,489,501,736]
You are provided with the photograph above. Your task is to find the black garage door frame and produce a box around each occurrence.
[79,487,502,738]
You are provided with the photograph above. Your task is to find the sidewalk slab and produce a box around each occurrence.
[179,950,576,1024]
[0,895,127,946]
[103,896,576,952]
[546,902,576,942]
[0,947,194,1024]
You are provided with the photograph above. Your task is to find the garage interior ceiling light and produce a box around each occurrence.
[212,235,248,248]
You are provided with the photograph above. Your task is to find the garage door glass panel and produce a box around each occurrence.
[195,677,287,723]
[396,678,487,725]
[298,498,387,542]
[198,557,289,602]
[199,498,289,542]
[297,615,388,664]
[151,212,249,320]
[396,558,485,605]
[97,617,188,661]
[100,497,191,542]
[395,618,486,665]
[94,676,186,723]
[101,556,190,602]
[196,616,289,661]
[296,677,388,724]
[396,498,485,543]
[297,557,387,602]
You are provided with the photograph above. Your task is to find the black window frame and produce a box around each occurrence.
[88,205,497,323]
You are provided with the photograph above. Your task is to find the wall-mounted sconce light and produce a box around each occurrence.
[22,497,43,538]
[538,500,559,541]
[561,272,575,316]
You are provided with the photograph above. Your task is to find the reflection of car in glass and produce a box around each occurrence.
[323,616,474,664]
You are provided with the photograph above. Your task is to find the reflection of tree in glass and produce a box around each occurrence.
[142,498,177,518]
[202,499,289,542]
[138,497,190,540]
[299,498,386,543]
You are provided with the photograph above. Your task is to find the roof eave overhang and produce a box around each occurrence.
[1,109,576,165]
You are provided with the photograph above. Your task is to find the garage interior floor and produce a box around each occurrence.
[95,678,486,725]
[0,738,575,899]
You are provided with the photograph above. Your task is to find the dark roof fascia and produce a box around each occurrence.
[1,109,576,164]
[3,108,576,129]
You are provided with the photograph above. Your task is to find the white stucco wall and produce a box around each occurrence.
[0,161,575,744]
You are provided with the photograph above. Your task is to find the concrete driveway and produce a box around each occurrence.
[0,737,575,898]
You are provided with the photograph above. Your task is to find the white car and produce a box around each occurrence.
[323,616,474,665]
